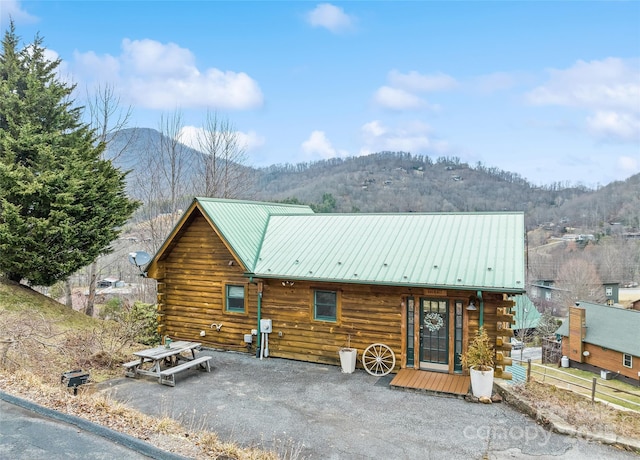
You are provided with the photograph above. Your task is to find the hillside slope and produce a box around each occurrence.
[109,128,639,230]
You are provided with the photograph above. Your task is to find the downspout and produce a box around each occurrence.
[255,282,263,358]
[477,290,484,328]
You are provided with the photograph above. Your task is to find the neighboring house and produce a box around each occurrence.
[529,280,565,302]
[556,302,640,383]
[603,282,619,305]
[93,278,135,310]
[97,277,125,289]
[530,280,619,305]
[146,198,525,380]
[512,294,541,335]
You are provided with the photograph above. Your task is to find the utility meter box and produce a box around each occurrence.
[260,319,272,333]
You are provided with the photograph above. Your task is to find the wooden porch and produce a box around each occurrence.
[390,369,470,396]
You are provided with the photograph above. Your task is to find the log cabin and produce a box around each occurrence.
[145,197,525,381]
[556,302,640,384]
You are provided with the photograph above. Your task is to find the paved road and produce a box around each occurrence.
[0,392,186,460]
[100,349,638,459]
[512,346,542,362]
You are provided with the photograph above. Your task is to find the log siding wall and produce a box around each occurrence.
[155,212,515,374]
[156,213,257,350]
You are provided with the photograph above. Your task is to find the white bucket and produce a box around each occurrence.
[561,356,569,368]
[339,348,357,373]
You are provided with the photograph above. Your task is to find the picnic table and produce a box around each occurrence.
[123,340,211,386]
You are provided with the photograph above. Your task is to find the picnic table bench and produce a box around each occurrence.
[124,341,211,386]
[159,355,212,387]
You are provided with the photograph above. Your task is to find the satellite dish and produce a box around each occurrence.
[128,251,151,269]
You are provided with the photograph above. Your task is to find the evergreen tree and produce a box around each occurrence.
[0,22,139,286]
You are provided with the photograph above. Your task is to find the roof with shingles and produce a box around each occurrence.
[253,212,525,292]
[556,301,640,356]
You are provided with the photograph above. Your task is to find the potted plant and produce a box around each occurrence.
[460,327,495,398]
[339,334,357,373]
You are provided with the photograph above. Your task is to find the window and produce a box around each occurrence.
[623,353,632,369]
[226,285,245,313]
[314,290,337,322]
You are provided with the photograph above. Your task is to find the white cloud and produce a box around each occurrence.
[473,72,518,93]
[587,111,640,142]
[361,120,387,138]
[302,130,335,158]
[177,126,201,150]
[121,38,197,78]
[73,50,120,82]
[527,58,639,112]
[236,130,266,151]
[388,70,457,92]
[0,0,37,24]
[360,120,448,154]
[179,126,265,152]
[373,86,427,111]
[307,3,354,33]
[617,156,639,176]
[301,130,348,159]
[71,38,263,111]
[373,70,455,111]
[526,58,640,143]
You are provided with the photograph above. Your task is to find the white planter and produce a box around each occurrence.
[469,366,494,398]
[339,348,357,373]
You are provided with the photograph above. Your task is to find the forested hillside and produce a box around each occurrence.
[108,128,639,233]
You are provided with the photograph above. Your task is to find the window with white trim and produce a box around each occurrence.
[623,353,632,369]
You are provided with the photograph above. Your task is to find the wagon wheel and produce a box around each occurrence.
[362,343,396,376]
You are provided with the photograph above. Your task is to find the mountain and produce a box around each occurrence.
[106,128,639,232]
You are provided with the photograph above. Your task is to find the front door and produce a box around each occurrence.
[420,299,449,371]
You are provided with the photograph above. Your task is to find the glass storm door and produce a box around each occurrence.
[420,299,449,371]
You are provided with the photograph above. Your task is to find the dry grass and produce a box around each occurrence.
[532,363,640,412]
[0,280,283,459]
[1,280,638,457]
[516,380,640,441]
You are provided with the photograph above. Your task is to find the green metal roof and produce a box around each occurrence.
[555,302,640,356]
[253,212,525,292]
[195,198,314,269]
[512,294,541,330]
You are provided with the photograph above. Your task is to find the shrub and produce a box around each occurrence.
[460,327,494,371]
[127,301,160,346]
[98,297,123,321]
[97,299,159,346]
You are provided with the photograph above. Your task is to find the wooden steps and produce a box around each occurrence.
[390,369,470,396]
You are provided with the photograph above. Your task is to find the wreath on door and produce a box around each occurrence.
[424,312,444,332]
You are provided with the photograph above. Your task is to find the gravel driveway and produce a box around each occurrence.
[100,349,637,459]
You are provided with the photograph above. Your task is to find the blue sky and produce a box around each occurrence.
[2,1,639,187]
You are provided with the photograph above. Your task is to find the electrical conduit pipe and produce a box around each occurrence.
[255,289,262,358]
